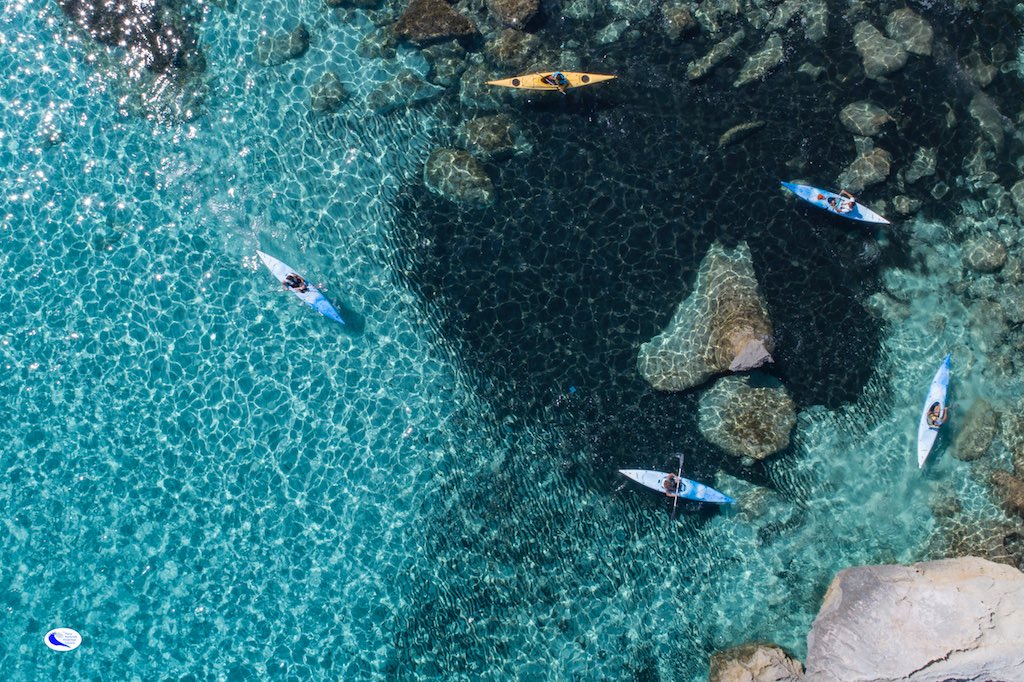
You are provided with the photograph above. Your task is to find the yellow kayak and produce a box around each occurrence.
[485,72,617,91]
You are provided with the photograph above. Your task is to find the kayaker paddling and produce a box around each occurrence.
[662,473,681,498]
[284,273,309,294]
[824,190,856,214]
[926,402,948,428]
[541,71,571,93]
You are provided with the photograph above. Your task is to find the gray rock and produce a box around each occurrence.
[608,0,658,21]
[1011,180,1024,218]
[596,19,630,45]
[255,24,310,66]
[718,120,765,148]
[709,642,804,682]
[838,101,890,136]
[309,72,349,113]
[733,33,783,88]
[367,70,444,114]
[637,241,774,392]
[797,62,824,79]
[963,236,1008,273]
[698,374,796,461]
[892,195,921,216]
[804,557,1024,682]
[687,29,745,80]
[394,0,476,45]
[905,147,937,184]
[561,0,596,21]
[964,51,997,88]
[484,29,541,68]
[486,0,538,28]
[421,42,467,87]
[885,8,933,57]
[661,2,697,40]
[803,0,827,42]
[424,148,495,206]
[954,399,999,461]
[356,26,398,60]
[853,21,907,80]
[992,471,1024,519]
[837,147,892,193]
[764,0,801,32]
[969,94,1006,151]
[455,114,531,161]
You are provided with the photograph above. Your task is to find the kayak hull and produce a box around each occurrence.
[619,469,734,504]
[256,250,345,325]
[485,72,617,91]
[917,354,951,468]
[781,181,890,224]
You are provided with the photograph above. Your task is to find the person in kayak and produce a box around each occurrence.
[927,402,948,427]
[542,71,571,93]
[824,190,856,214]
[662,473,681,497]
[284,273,309,294]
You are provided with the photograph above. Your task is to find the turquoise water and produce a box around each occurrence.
[2,1,1021,679]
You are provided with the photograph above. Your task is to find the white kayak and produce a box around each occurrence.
[916,354,951,468]
[256,250,345,325]
[619,469,734,504]
[781,181,891,224]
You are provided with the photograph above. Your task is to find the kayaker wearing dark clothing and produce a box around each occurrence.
[927,402,948,427]
[542,71,570,93]
[662,473,680,497]
[284,273,309,293]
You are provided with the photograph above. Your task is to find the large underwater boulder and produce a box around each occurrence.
[839,101,891,137]
[837,145,891,193]
[709,642,804,682]
[255,24,310,66]
[953,399,998,461]
[637,241,774,393]
[486,0,538,28]
[733,33,783,88]
[424,148,495,206]
[886,8,933,57]
[456,114,532,161]
[394,0,477,45]
[368,70,445,114]
[687,29,745,80]
[698,374,796,461]
[309,72,349,113]
[853,21,907,80]
[804,557,1024,682]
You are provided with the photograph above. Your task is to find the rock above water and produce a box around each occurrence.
[456,114,531,161]
[733,33,783,87]
[309,72,349,113]
[424,148,495,206]
[486,0,538,28]
[394,0,476,45]
[804,557,1024,682]
[698,374,797,461]
[853,21,907,80]
[255,24,310,66]
[839,101,890,137]
[687,29,745,80]
[954,399,998,461]
[837,147,892,193]
[368,70,445,114]
[637,241,774,393]
[886,8,933,56]
[963,236,1008,274]
[905,146,937,184]
[709,642,803,682]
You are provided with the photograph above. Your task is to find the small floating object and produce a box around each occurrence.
[780,181,890,224]
[619,469,734,505]
[485,72,617,91]
[917,353,951,468]
[44,628,82,651]
[256,250,345,325]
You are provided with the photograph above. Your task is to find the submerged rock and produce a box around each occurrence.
[424,148,495,206]
[838,101,890,137]
[954,399,999,461]
[255,24,310,66]
[904,147,937,184]
[394,0,477,45]
[1011,180,1024,219]
[992,470,1024,519]
[733,33,783,88]
[368,70,445,114]
[309,72,349,113]
[969,94,1006,151]
[485,29,541,68]
[687,29,745,80]
[661,2,697,40]
[422,42,467,87]
[698,374,796,461]
[963,236,1008,274]
[853,21,907,80]
[891,195,921,216]
[487,0,537,28]
[357,26,398,60]
[837,147,891,193]
[803,0,827,42]
[637,241,774,392]
[709,642,803,682]
[718,120,765,148]
[805,557,1024,682]
[885,8,933,56]
[456,114,531,161]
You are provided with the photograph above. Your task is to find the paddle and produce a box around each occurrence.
[670,453,684,520]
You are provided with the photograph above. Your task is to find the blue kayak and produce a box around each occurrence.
[256,250,345,325]
[618,469,734,504]
[781,181,890,224]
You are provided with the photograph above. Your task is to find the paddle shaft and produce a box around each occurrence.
[670,453,684,519]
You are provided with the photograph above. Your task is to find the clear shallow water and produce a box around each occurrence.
[1,1,1021,680]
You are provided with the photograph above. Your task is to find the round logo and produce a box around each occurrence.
[44,628,82,651]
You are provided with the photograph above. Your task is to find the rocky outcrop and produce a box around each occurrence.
[953,399,998,461]
[734,33,783,87]
[456,114,531,161]
[839,101,890,137]
[687,29,745,80]
[805,557,1024,682]
[963,236,1008,274]
[853,21,907,80]
[424,148,495,206]
[486,0,538,28]
[394,0,477,45]
[255,24,310,66]
[709,642,803,682]
[698,374,796,461]
[309,72,349,113]
[637,241,774,392]
[368,71,445,114]
[886,8,933,57]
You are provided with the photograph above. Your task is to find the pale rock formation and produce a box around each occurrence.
[963,236,1008,274]
[904,147,937,184]
[839,101,890,137]
[687,29,745,80]
[709,642,803,682]
[853,21,907,80]
[837,145,892,193]
[885,8,933,56]
[804,557,1024,682]
[734,33,783,88]
[638,241,774,392]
